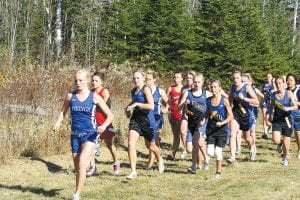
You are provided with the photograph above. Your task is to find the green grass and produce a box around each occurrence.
[0,127,300,200]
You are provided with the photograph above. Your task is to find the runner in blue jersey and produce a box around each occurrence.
[206,80,233,179]
[179,71,196,160]
[286,73,300,159]
[179,73,211,174]
[227,70,259,164]
[241,73,264,155]
[53,69,113,200]
[125,70,164,179]
[268,76,297,166]
[145,70,168,171]
[261,73,273,139]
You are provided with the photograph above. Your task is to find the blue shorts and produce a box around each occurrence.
[188,119,207,139]
[155,114,164,130]
[292,117,300,131]
[71,131,99,153]
[186,130,192,142]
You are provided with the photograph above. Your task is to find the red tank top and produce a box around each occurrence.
[169,86,182,119]
[95,88,108,125]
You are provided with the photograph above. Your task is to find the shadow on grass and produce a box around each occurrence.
[31,157,68,173]
[159,142,172,150]
[118,144,149,159]
[0,184,62,197]
[237,158,268,163]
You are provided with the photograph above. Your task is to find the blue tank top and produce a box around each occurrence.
[152,87,161,115]
[291,87,300,119]
[70,91,97,133]
[272,90,291,121]
[131,85,155,121]
[186,89,207,125]
[231,84,252,113]
[207,96,227,123]
[262,83,273,102]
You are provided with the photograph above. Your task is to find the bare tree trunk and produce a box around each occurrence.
[292,0,298,56]
[42,0,52,68]
[9,0,20,68]
[70,23,75,65]
[25,0,31,67]
[94,21,98,61]
[55,0,62,61]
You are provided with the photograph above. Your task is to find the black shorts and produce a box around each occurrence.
[129,115,156,142]
[272,119,293,137]
[233,109,250,131]
[206,125,227,148]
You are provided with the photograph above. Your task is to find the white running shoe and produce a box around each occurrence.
[72,193,80,200]
[180,150,187,159]
[187,166,197,174]
[227,157,237,164]
[297,150,300,159]
[158,159,165,174]
[204,161,210,170]
[250,146,256,161]
[126,171,137,179]
[214,172,221,179]
[281,158,288,166]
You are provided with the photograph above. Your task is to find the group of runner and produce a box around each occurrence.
[53,68,300,200]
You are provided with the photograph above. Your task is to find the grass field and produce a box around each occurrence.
[0,121,300,200]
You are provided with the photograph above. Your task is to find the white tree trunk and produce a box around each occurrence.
[70,23,75,65]
[25,0,31,67]
[55,0,62,60]
[292,0,299,55]
[9,0,20,67]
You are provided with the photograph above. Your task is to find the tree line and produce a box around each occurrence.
[1,0,300,85]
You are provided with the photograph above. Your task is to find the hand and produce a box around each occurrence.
[216,122,223,127]
[238,93,245,101]
[161,106,168,114]
[52,121,61,132]
[126,103,137,112]
[282,106,290,112]
[199,118,206,126]
[97,125,107,134]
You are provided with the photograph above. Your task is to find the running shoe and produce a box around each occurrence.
[281,158,289,166]
[158,159,165,174]
[94,144,100,157]
[187,166,197,174]
[214,172,221,179]
[113,163,121,175]
[235,148,241,154]
[297,150,300,159]
[204,161,210,170]
[72,193,80,200]
[180,150,187,159]
[166,154,175,161]
[226,157,237,164]
[145,166,153,172]
[262,133,268,140]
[250,146,256,161]
[86,166,97,177]
[196,165,202,170]
[277,143,283,154]
[126,171,137,179]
